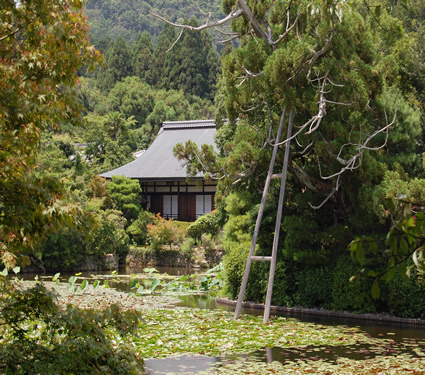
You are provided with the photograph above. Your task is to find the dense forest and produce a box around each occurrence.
[85,0,225,46]
[2,0,425,318]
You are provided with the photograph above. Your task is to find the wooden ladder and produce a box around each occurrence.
[234,108,294,323]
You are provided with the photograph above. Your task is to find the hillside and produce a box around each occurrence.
[86,0,224,46]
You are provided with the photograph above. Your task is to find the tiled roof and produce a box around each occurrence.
[100,120,216,180]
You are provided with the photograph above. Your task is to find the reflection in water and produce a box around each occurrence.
[251,340,425,363]
[145,355,221,374]
[144,338,425,375]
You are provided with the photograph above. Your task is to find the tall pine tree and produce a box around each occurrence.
[132,31,155,85]
[97,36,133,92]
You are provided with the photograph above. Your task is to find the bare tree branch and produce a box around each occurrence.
[166,28,184,53]
[0,27,22,42]
[149,8,244,32]
[272,13,300,45]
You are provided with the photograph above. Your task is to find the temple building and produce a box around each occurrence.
[101,120,216,221]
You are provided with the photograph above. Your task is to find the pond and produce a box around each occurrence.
[22,266,425,374]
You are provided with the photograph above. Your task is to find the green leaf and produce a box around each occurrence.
[374,5,382,17]
[369,240,377,254]
[398,261,408,281]
[130,279,139,289]
[349,239,358,256]
[12,266,20,274]
[75,272,82,276]
[382,266,396,282]
[93,279,99,289]
[399,238,408,255]
[1,268,8,277]
[371,280,380,299]
[406,216,415,229]
[356,242,365,266]
[52,272,60,282]
[367,270,377,277]
[137,286,145,294]
[80,279,88,290]
[151,278,161,292]
[389,237,398,255]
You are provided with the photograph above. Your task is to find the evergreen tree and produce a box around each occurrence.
[107,76,155,126]
[97,36,133,92]
[160,18,219,99]
[132,31,155,85]
[152,23,176,86]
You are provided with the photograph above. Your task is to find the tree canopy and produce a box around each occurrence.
[169,0,425,297]
[0,0,100,265]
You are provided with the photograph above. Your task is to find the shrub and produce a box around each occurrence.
[222,241,250,298]
[38,210,130,271]
[88,210,130,263]
[127,209,154,245]
[291,265,333,308]
[38,226,88,271]
[187,211,220,242]
[0,278,143,374]
[330,256,376,313]
[108,175,141,221]
[385,271,425,319]
[146,215,189,251]
[180,237,196,259]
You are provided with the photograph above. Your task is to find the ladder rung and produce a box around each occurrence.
[251,256,272,261]
[271,174,282,179]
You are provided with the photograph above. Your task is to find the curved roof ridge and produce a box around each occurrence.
[162,119,215,129]
[100,120,216,180]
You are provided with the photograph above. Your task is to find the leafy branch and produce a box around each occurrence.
[350,204,425,298]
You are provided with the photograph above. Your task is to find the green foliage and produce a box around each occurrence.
[147,214,188,251]
[384,271,425,319]
[97,36,133,91]
[159,18,220,99]
[282,215,321,262]
[108,175,142,221]
[371,171,425,220]
[0,279,143,374]
[187,211,221,242]
[83,113,136,172]
[179,237,197,259]
[127,209,155,245]
[0,0,100,263]
[132,31,155,84]
[330,257,376,313]
[38,226,89,271]
[38,210,129,271]
[222,242,250,298]
[291,266,334,309]
[89,210,130,263]
[107,76,155,127]
[85,0,225,47]
[350,204,425,300]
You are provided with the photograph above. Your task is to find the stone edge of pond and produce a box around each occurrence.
[216,297,425,326]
